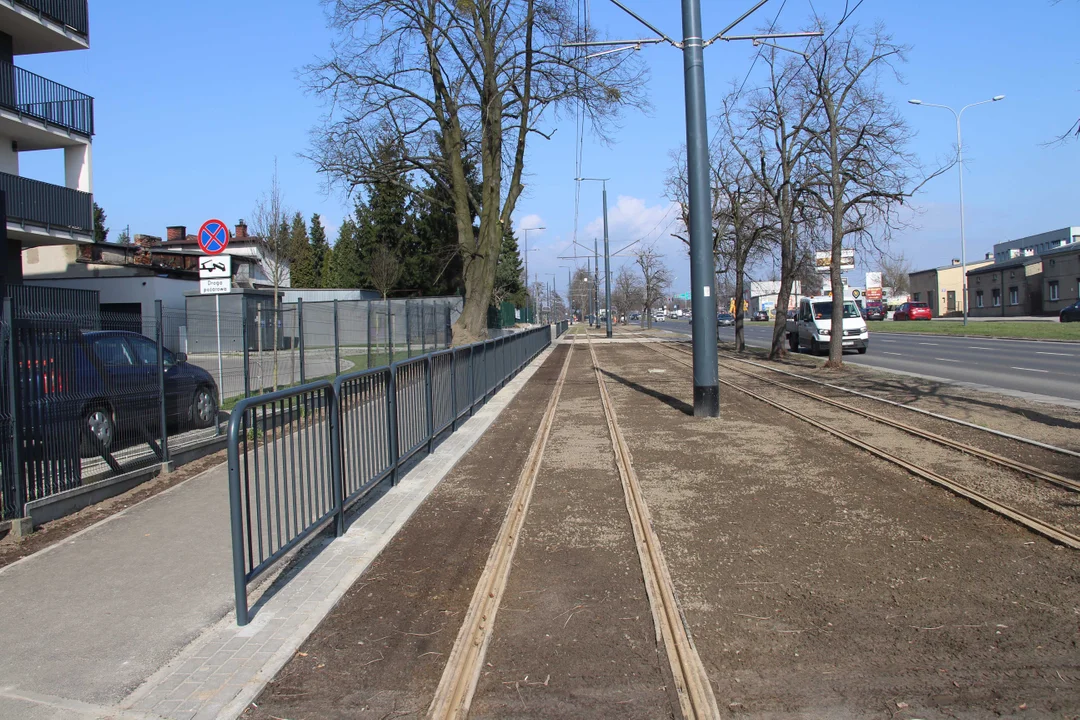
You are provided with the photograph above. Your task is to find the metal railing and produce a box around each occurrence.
[556,320,569,337]
[15,0,89,36]
[0,61,94,136]
[0,172,93,232]
[227,326,553,624]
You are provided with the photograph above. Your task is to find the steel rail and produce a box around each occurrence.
[586,329,720,719]
[694,352,1080,493]
[644,342,1080,550]
[710,347,1080,461]
[427,335,575,719]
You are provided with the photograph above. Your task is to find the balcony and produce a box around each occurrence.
[0,61,92,138]
[1,0,89,54]
[0,171,92,242]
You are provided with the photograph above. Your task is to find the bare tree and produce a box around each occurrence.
[568,266,593,319]
[306,0,647,344]
[799,24,934,367]
[250,162,291,391]
[611,265,644,323]
[723,47,819,359]
[880,252,912,296]
[368,245,403,299]
[634,245,673,329]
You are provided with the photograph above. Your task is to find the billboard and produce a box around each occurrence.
[815,249,855,272]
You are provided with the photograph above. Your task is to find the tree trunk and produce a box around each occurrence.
[769,186,796,360]
[734,250,746,352]
[827,199,845,368]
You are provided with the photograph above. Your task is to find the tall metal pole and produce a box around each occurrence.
[594,239,600,328]
[682,0,720,417]
[602,183,612,338]
[524,231,530,323]
[955,112,968,326]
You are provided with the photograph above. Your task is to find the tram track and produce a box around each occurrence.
[643,340,1080,550]
[585,329,720,720]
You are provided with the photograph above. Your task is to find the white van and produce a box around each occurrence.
[785,296,869,355]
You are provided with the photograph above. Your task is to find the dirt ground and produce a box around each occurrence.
[599,342,1080,719]
[244,333,1080,719]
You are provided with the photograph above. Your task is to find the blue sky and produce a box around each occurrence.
[17,0,1080,297]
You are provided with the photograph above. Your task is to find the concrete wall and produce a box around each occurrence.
[1042,247,1080,313]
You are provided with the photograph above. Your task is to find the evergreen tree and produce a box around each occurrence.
[288,212,317,288]
[329,218,363,288]
[410,180,465,297]
[93,202,109,242]
[309,214,329,288]
[356,141,413,295]
[492,228,526,307]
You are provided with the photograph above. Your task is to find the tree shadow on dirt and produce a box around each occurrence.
[599,368,693,416]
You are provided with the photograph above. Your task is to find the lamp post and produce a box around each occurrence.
[521,226,545,324]
[909,95,1005,325]
[559,265,571,320]
[576,178,612,338]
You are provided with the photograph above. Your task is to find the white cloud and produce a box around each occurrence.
[515,214,547,235]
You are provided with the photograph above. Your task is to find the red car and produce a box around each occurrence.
[894,302,932,321]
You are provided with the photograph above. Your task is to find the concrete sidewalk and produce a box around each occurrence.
[0,346,554,720]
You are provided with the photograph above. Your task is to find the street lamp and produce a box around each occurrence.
[576,177,612,338]
[909,95,1005,325]
[559,265,571,320]
[521,226,545,324]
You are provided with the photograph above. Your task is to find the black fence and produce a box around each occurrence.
[15,0,89,36]
[227,325,553,625]
[0,61,94,136]
[556,320,569,337]
[0,172,93,232]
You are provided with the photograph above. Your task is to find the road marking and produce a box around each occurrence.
[883,352,903,356]
[1011,367,1049,373]
[968,346,994,350]
[918,342,939,346]
[1036,351,1073,357]
[934,358,961,363]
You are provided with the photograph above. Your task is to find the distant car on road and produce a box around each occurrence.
[717,313,735,327]
[751,310,769,322]
[863,303,886,321]
[894,302,932,321]
[1061,300,1080,323]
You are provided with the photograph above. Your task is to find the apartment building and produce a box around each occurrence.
[0,0,92,287]
[966,257,1044,317]
[992,227,1080,264]
[1040,243,1080,315]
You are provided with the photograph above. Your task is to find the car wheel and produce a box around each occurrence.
[788,333,798,351]
[810,339,820,355]
[82,404,115,456]
[191,386,217,429]
[857,346,868,354]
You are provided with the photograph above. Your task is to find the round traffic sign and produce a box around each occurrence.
[198,219,230,255]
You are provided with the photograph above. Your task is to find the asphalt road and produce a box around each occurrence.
[655,319,1080,404]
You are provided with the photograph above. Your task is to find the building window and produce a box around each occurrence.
[992,289,1001,307]
[976,290,984,308]
[1009,286,1019,305]
[1049,281,1059,301]
[913,292,920,301]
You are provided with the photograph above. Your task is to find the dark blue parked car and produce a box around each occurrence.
[76,331,218,455]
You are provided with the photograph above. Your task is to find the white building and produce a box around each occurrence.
[159,220,291,289]
[2,0,93,287]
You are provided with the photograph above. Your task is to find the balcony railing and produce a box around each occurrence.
[14,0,89,37]
[0,61,92,136]
[0,172,92,232]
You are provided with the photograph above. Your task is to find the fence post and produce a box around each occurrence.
[425,356,434,452]
[3,297,25,520]
[445,305,451,349]
[297,298,305,385]
[333,299,341,377]
[366,301,373,369]
[227,411,250,626]
[420,301,426,355]
[388,366,399,485]
[155,300,171,469]
[450,349,457,431]
[405,301,412,359]
[242,298,250,399]
[328,385,344,537]
[386,298,393,363]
